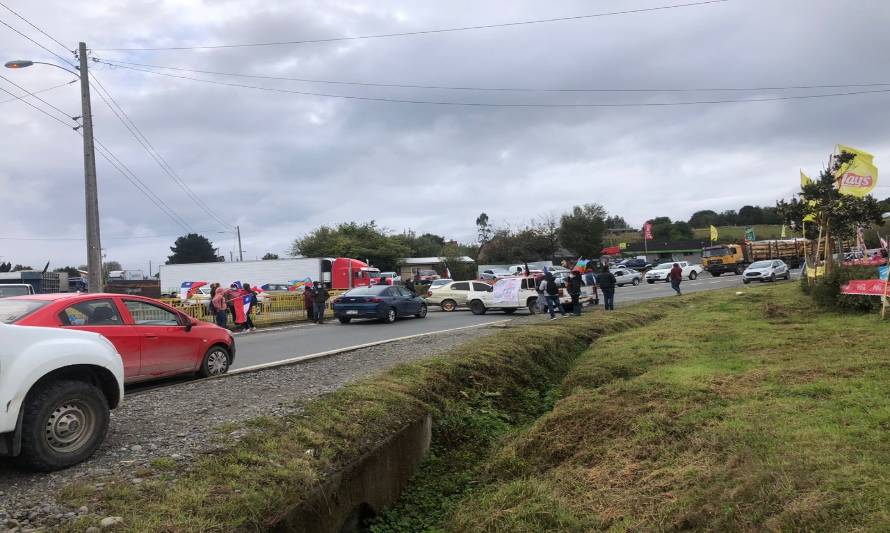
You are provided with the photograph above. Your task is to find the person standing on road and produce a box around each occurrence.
[567,270,583,316]
[313,282,330,324]
[405,276,416,295]
[541,269,566,320]
[242,283,258,332]
[670,263,683,296]
[206,282,220,317]
[224,283,240,327]
[212,286,228,329]
[597,265,617,311]
[303,283,316,323]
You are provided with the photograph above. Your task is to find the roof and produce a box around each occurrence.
[399,256,475,265]
[6,292,148,301]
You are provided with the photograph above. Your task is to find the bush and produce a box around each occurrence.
[809,265,881,312]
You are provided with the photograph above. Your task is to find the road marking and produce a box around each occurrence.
[231,319,512,375]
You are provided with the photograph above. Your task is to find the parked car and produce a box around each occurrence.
[611,268,642,286]
[414,269,440,282]
[480,268,512,280]
[333,285,428,324]
[0,284,34,298]
[426,280,494,311]
[0,323,124,471]
[742,260,790,284]
[618,258,651,271]
[3,293,235,384]
[645,261,704,283]
[374,271,401,285]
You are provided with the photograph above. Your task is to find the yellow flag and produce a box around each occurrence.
[709,225,718,241]
[619,242,627,250]
[800,170,811,188]
[838,155,878,197]
[803,213,816,222]
[781,225,787,238]
[838,144,874,163]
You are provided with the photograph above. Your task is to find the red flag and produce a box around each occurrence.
[643,223,653,240]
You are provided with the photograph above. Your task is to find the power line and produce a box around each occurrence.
[0,76,195,232]
[0,2,71,54]
[0,79,76,104]
[87,70,233,229]
[0,16,75,68]
[94,60,890,108]
[97,58,890,94]
[0,232,228,242]
[93,0,730,52]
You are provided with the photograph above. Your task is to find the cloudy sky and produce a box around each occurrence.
[1,0,889,271]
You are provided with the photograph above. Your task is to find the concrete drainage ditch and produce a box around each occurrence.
[269,414,432,533]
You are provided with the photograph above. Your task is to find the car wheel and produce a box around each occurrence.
[647,280,655,284]
[503,308,517,315]
[470,300,487,315]
[742,279,750,284]
[199,345,230,377]
[416,304,428,318]
[383,307,397,323]
[338,317,352,324]
[710,271,721,277]
[440,299,457,312]
[527,298,538,315]
[770,273,776,282]
[735,267,743,275]
[784,272,791,280]
[689,271,698,280]
[632,278,640,286]
[15,379,110,472]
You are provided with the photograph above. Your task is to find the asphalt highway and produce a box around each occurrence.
[230,271,797,371]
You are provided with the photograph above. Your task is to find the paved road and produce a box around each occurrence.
[230,271,798,370]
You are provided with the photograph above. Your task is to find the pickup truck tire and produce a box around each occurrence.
[710,271,721,277]
[527,298,538,315]
[689,271,698,280]
[470,300,487,315]
[199,345,231,377]
[440,299,457,312]
[16,379,109,472]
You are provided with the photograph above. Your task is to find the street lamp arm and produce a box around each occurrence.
[4,60,80,77]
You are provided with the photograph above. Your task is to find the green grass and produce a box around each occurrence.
[58,297,679,532]
[446,284,890,531]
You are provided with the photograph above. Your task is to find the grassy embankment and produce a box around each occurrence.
[57,298,681,532]
[431,283,890,531]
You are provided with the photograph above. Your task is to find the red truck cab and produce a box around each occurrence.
[330,258,382,289]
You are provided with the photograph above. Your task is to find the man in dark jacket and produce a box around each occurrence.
[541,270,566,320]
[670,263,683,295]
[405,277,416,295]
[313,282,330,324]
[597,266,617,311]
[567,271,583,316]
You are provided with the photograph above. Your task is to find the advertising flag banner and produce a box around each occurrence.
[800,170,812,188]
[781,225,787,238]
[179,281,207,300]
[744,226,756,241]
[491,277,521,304]
[836,145,878,197]
[643,222,653,240]
[287,277,313,292]
[709,225,719,242]
[840,279,887,296]
[619,242,627,250]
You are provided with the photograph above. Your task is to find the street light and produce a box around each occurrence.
[5,44,103,292]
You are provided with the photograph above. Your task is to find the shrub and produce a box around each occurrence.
[809,265,881,312]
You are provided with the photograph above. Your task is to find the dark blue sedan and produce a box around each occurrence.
[332,285,428,324]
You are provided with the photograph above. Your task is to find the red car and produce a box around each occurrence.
[1,293,235,384]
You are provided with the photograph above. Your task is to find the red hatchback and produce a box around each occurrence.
[2,293,235,384]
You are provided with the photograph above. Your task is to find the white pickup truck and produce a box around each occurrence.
[644,261,704,284]
[468,276,597,315]
[0,323,124,471]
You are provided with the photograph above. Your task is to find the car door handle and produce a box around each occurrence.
[143,334,159,340]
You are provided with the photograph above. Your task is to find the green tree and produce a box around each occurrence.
[738,205,764,225]
[605,215,629,229]
[476,213,493,244]
[103,261,122,272]
[291,221,412,271]
[262,252,280,260]
[12,264,33,272]
[688,210,718,227]
[54,266,80,277]
[167,233,218,264]
[559,204,607,258]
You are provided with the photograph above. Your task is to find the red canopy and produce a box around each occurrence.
[601,246,621,255]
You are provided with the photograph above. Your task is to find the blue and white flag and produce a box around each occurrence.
[879,265,889,281]
[180,281,207,300]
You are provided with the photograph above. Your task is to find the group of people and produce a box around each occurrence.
[538,264,618,320]
[209,282,259,332]
[301,281,330,324]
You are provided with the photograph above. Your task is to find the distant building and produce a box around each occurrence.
[621,240,708,265]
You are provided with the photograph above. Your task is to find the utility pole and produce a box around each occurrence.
[78,42,102,293]
[236,225,243,261]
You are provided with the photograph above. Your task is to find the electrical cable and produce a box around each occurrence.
[93,0,730,51]
[0,2,72,54]
[95,60,890,108]
[97,58,890,94]
[0,79,76,104]
[0,16,75,68]
[87,70,234,229]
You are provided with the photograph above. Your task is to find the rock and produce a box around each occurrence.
[130,445,143,452]
[86,527,101,533]
[131,478,143,485]
[99,516,123,529]
[78,506,89,514]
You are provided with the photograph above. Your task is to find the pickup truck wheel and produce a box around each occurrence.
[527,298,538,315]
[416,304,428,318]
[199,346,230,377]
[470,300,487,315]
[632,278,640,286]
[689,271,698,280]
[710,271,721,277]
[440,299,456,312]
[16,380,109,472]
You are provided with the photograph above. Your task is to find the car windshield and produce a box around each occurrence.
[0,286,31,298]
[749,261,773,269]
[0,299,48,323]
[345,286,389,296]
[703,247,731,258]
[431,279,451,287]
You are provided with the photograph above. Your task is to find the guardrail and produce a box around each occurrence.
[158,291,348,327]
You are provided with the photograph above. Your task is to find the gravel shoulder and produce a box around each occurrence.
[0,314,541,532]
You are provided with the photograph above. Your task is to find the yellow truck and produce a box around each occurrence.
[702,239,808,276]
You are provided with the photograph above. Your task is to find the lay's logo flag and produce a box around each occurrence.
[836,145,878,197]
[180,281,207,300]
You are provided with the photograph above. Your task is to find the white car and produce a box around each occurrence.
[469,276,597,315]
[480,268,513,280]
[742,260,790,284]
[426,280,493,311]
[645,261,704,283]
[0,323,124,471]
[611,268,642,286]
